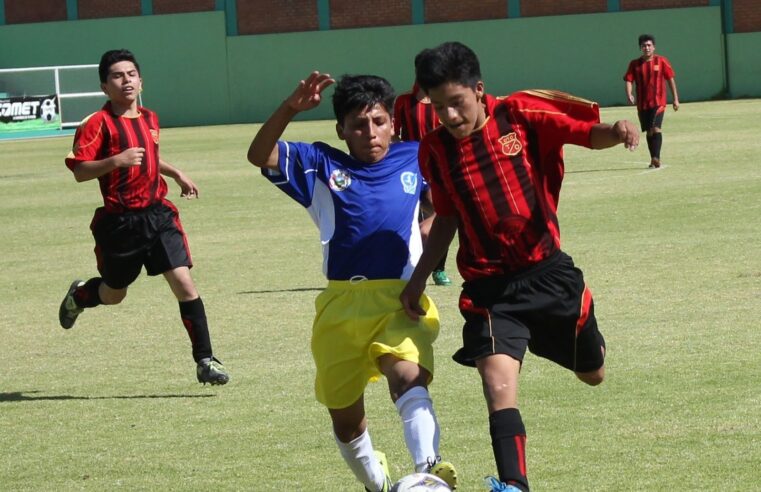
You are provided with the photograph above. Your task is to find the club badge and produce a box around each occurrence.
[329,169,352,191]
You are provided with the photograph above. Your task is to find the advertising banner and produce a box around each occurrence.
[0,94,60,132]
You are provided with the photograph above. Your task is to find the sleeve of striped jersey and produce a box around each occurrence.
[64,113,104,170]
[623,60,636,82]
[510,91,600,149]
[260,140,321,208]
[418,141,456,216]
[662,57,675,79]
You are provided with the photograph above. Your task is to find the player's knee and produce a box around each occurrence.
[576,367,605,386]
[99,286,127,305]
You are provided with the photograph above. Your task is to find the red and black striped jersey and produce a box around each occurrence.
[393,84,441,142]
[623,55,675,110]
[65,102,168,213]
[419,90,600,281]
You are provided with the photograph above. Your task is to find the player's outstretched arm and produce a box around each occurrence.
[247,71,335,170]
[590,120,639,151]
[400,214,458,320]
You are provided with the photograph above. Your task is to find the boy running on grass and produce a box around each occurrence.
[247,72,457,491]
[59,49,229,386]
[400,42,639,491]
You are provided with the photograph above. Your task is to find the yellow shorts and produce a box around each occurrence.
[312,279,440,409]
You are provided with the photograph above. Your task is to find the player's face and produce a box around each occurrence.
[640,40,655,59]
[336,103,393,164]
[427,81,486,139]
[101,61,142,109]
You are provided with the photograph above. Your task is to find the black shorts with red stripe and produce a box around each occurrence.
[454,251,605,373]
[637,106,666,131]
[89,199,192,289]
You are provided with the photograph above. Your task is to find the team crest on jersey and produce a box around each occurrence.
[329,169,352,191]
[499,132,522,156]
[150,129,159,144]
[400,171,418,194]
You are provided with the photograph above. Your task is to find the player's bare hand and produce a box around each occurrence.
[285,71,336,113]
[400,280,428,321]
[627,94,635,106]
[673,100,680,112]
[614,120,639,151]
[175,172,199,199]
[115,147,145,167]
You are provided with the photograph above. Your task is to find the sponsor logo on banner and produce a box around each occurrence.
[0,94,60,125]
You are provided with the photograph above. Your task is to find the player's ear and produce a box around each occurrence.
[475,81,485,100]
[335,122,346,141]
[100,82,108,96]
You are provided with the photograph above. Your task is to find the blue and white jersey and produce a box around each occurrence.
[262,140,428,281]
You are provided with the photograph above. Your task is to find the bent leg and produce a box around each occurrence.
[380,355,439,472]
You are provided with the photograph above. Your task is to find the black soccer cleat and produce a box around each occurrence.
[197,357,230,385]
[59,280,85,329]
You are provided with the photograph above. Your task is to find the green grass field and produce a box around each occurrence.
[1,99,760,491]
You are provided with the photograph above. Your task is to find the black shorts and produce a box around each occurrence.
[90,200,192,289]
[453,251,605,373]
[637,106,665,132]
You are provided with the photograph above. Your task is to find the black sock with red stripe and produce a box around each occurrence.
[651,132,663,159]
[646,134,655,159]
[179,297,213,363]
[490,408,529,491]
[74,277,103,308]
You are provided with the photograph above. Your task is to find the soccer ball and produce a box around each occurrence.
[390,472,451,491]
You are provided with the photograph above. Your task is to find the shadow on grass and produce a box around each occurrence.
[0,391,216,403]
[238,287,323,294]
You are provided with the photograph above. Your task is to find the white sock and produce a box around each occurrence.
[335,429,386,491]
[395,386,440,472]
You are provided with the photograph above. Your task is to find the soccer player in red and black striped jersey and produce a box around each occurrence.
[624,33,679,168]
[399,42,639,491]
[58,49,229,386]
[394,73,452,287]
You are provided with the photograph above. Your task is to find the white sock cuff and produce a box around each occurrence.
[395,385,431,414]
[335,428,370,450]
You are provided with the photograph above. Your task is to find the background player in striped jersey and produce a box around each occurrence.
[399,42,639,491]
[394,54,452,287]
[624,33,680,168]
[247,72,457,491]
[59,49,229,386]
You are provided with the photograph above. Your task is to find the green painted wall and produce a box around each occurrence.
[0,7,731,126]
[0,11,229,127]
[726,32,761,98]
[227,6,724,122]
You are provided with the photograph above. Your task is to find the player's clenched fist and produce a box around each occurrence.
[115,147,145,167]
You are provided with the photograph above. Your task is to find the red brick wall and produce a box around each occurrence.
[5,0,66,24]
[153,0,216,15]
[330,0,410,29]
[78,0,142,19]
[237,0,318,34]
[620,0,708,10]
[521,0,607,17]
[733,0,761,33]
[424,0,506,23]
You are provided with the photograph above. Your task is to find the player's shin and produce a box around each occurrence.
[490,408,529,491]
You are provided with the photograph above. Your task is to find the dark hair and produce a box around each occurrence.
[414,41,482,92]
[98,49,140,83]
[638,34,655,47]
[332,74,395,125]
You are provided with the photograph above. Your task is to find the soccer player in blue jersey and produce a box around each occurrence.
[247,72,457,491]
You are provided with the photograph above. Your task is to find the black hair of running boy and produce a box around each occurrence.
[331,74,396,125]
[414,41,482,93]
[98,49,140,83]
[638,33,655,47]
